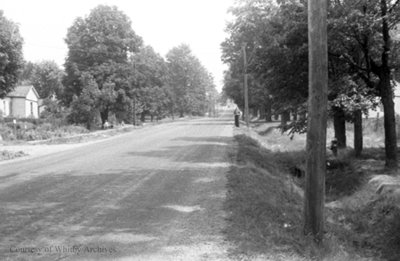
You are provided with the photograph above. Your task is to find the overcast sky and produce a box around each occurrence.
[2,0,233,91]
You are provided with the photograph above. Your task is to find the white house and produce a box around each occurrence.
[0,85,40,118]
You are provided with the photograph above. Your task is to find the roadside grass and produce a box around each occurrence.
[225,133,372,260]
[225,134,306,260]
[328,193,400,261]
[224,119,400,260]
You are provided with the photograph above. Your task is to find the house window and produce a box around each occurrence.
[30,102,33,116]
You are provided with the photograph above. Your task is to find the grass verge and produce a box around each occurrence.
[224,132,377,260]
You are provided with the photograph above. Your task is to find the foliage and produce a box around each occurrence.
[68,73,101,129]
[39,98,71,127]
[328,0,400,168]
[0,120,88,141]
[166,44,215,117]
[129,46,171,120]
[222,0,308,116]
[19,60,64,99]
[0,10,24,98]
[63,5,143,126]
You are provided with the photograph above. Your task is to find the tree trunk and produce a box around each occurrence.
[252,107,258,119]
[304,0,327,244]
[300,111,307,120]
[260,104,266,120]
[380,75,398,169]
[140,112,146,122]
[100,108,108,129]
[265,100,272,122]
[151,114,154,122]
[281,111,290,126]
[378,0,398,169]
[292,109,298,121]
[333,107,346,148]
[354,109,363,157]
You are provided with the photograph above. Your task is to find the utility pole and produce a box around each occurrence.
[133,97,137,126]
[304,0,328,243]
[242,44,249,127]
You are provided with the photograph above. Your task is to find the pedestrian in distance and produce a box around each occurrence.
[234,107,242,127]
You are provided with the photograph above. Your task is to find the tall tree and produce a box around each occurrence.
[221,0,308,121]
[0,10,24,98]
[129,46,170,121]
[328,0,400,168]
[166,44,213,117]
[63,5,142,126]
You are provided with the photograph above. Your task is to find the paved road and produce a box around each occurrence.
[0,111,235,261]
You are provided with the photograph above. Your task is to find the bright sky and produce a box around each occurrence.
[1,0,233,91]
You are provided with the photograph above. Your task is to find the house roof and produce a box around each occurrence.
[7,85,40,99]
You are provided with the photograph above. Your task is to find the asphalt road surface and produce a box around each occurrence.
[0,110,235,261]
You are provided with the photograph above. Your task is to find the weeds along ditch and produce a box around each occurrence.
[224,134,307,260]
[225,129,400,260]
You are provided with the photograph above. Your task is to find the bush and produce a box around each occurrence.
[0,120,88,142]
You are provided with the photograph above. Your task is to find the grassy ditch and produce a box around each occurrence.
[224,134,306,260]
[224,133,377,260]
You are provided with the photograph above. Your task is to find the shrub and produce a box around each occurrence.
[0,120,89,142]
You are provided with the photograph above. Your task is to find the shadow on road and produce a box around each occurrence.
[0,164,227,260]
[173,136,232,144]
[172,117,234,127]
[125,136,233,165]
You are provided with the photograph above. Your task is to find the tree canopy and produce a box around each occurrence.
[63,5,143,125]
[166,44,215,117]
[0,10,24,98]
[20,60,64,99]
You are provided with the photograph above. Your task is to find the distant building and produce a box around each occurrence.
[0,85,41,118]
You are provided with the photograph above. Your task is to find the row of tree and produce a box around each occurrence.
[0,6,217,129]
[221,0,400,169]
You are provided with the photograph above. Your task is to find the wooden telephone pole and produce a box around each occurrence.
[242,44,249,127]
[304,0,328,243]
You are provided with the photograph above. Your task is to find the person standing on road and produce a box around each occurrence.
[234,107,242,127]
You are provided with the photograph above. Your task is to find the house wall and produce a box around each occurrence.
[26,88,39,103]
[26,88,39,118]
[11,98,26,118]
[0,98,11,116]
[25,100,39,118]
